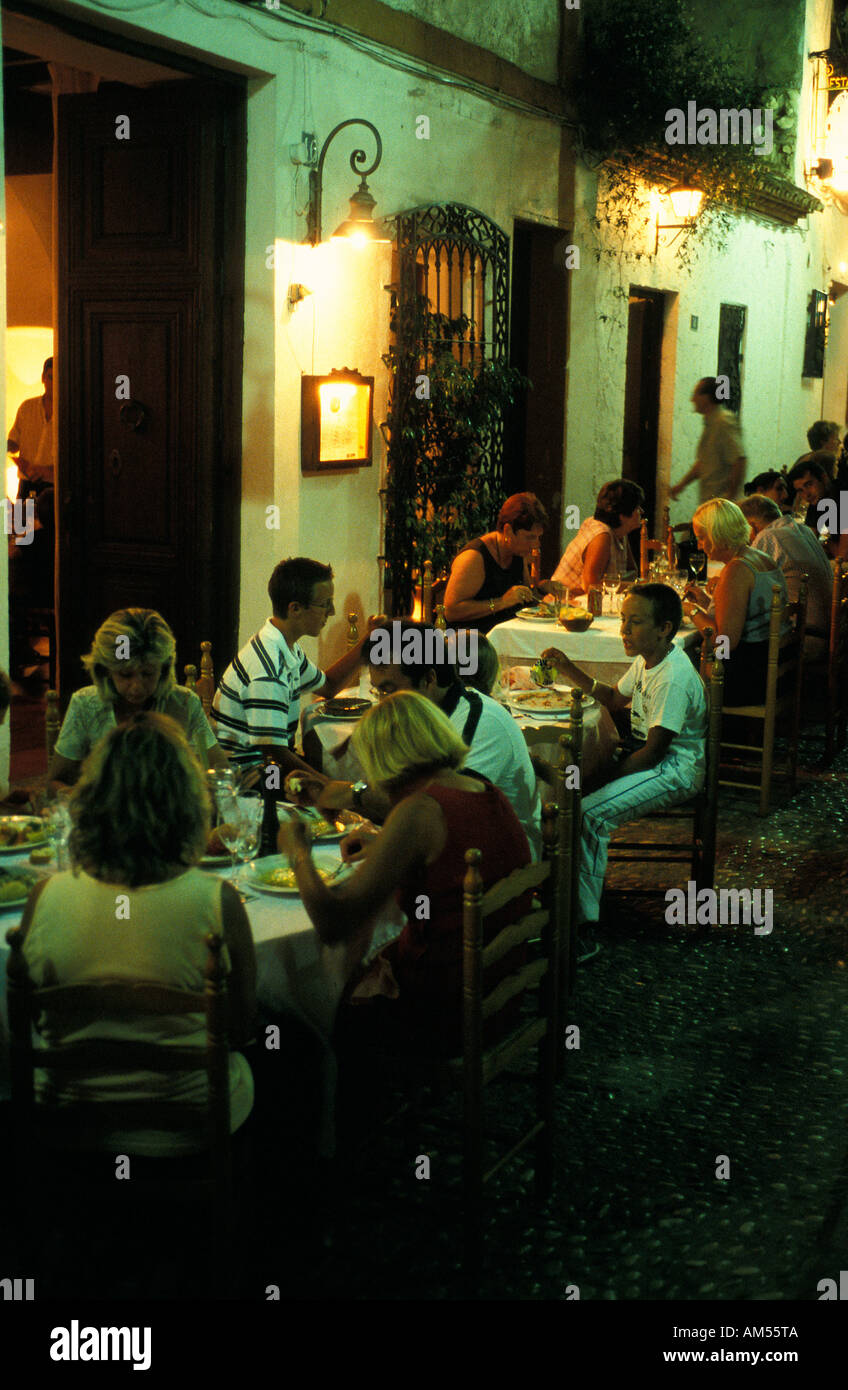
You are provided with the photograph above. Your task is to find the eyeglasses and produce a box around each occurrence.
[308,600,334,612]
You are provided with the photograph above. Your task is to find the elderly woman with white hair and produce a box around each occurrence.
[48,608,230,786]
[683,498,790,704]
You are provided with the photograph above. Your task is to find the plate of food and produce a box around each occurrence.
[0,816,47,854]
[285,808,366,842]
[516,606,557,622]
[244,852,344,896]
[315,696,373,720]
[507,689,597,717]
[0,865,45,909]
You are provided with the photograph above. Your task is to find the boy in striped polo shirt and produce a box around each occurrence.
[212,557,369,776]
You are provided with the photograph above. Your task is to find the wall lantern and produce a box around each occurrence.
[655,183,705,253]
[306,119,391,246]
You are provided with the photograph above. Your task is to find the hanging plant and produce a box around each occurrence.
[577,0,791,268]
[382,295,528,615]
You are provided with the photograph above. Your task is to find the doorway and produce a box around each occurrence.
[508,220,570,579]
[3,10,245,776]
[622,287,665,534]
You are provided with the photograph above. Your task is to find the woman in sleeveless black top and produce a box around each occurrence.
[443,492,549,634]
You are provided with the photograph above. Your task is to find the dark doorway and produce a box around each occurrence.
[57,78,245,693]
[508,221,570,578]
[622,288,665,534]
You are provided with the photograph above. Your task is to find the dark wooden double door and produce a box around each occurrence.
[57,80,244,693]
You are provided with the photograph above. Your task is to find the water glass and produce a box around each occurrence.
[42,800,72,869]
[234,801,262,889]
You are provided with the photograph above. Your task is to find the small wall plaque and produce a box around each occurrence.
[301,368,374,474]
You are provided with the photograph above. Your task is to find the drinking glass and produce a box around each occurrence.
[688,550,708,583]
[207,770,237,825]
[234,799,262,890]
[42,800,72,869]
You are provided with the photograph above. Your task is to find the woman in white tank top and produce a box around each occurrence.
[19,712,256,1157]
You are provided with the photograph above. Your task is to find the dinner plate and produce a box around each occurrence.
[315,697,373,720]
[244,852,343,896]
[287,808,365,843]
[516,607,557,622]
[0,816,47,854]
[508,691,597,717]
[0,866,45,910]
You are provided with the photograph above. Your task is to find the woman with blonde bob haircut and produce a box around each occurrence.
[49,607,230,786]
[683,497,790,704]
[278,690,532,1054]
[19,713,256,1157]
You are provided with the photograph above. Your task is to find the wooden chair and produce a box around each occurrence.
[5,927,237,1290]
[606,659,724,897]
[184,640,215,715]
[803,559,848,763]
[45,689,61,764]
[719,581,807,817]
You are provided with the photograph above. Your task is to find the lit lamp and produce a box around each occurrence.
[655,183,705,253]
[306,118,391,246]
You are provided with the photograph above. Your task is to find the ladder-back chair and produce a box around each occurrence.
[607,659,724,896]
[720,580,807,816]
[5,926,236,1289]
[804,559,848,763]
[184,641,215,716]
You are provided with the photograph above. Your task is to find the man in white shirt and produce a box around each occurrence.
[288,620,542,859]
[739,493,832,649]
[543,584,707,944]
[7,358,54,495]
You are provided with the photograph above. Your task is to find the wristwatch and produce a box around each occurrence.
[351,780,368,811]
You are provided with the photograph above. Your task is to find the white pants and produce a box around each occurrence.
[579,756,703,923]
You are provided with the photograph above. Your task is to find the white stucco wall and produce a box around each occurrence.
[377,0,561,84]
[564,155,848,535]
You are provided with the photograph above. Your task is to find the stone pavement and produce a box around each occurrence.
[312,728,848,1300]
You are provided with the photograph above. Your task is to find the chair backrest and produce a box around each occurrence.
[45,689,61,764]
[461,849,554,1090]
[185,642,215,716]
[828,559,848,678]
[422,561,434,624]
[5,926,232,1177]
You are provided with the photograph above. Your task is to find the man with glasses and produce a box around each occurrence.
[212,556,372,775]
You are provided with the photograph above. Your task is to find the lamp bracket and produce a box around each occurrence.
[307,118,383,245]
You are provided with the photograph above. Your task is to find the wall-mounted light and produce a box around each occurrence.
[306,118,390,247]
[655,183,705,254]
[287,282,312,312]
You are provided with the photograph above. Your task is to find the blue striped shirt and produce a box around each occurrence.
[211,620,325,765]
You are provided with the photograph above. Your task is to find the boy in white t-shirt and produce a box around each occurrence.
[542,583,707,951]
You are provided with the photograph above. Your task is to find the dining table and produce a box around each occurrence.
[0,844,405,1155]
[302,685,620,792]
[486,610,701,686]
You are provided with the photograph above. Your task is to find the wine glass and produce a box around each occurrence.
[688,549,708,583]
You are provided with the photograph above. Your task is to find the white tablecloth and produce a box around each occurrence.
[487,613,700,685]
[0,851,405,1155]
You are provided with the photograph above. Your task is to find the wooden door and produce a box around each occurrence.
[622,288,664,534]
[57,80,244,694]
[508,221,570,579]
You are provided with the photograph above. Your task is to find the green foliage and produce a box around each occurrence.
[578,0,787,268]
[382,296,527,614]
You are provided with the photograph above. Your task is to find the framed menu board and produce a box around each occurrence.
[301,368,374,474]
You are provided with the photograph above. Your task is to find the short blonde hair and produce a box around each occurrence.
[352,690,469,792]
[82,609,177,705]
[69,712,210,887]
[692,498,750,552]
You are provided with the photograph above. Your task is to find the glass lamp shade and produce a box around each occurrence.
[668,185,704,221]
